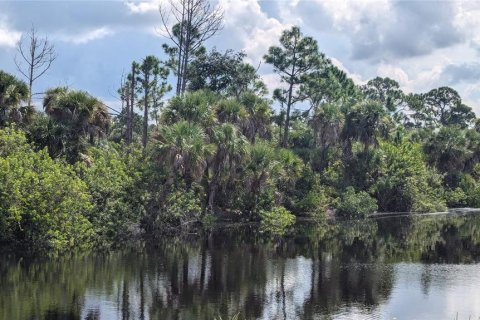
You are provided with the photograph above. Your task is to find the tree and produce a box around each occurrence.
[154,120,214,186]
[0,70,29,126]
[240,92,272,144]
[245,142,281,214]
[310,102,344,149]
[362,77,405,120]
[265,26,322,147]
[118,62,140,144]
[188,48,266,98]
[162,90,216,128]
[423,87,475,128]
[40,87,110,161]
[424,126,471,174]
[373,141,446,212]
[14,27,57,107]
[207,123,247,209]
[137,56,170,148]
[159,0,224,95]
[301,62,357,114]
[341,100,385,158]
[0,128,94,253]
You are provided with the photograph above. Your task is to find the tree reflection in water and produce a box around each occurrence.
[1,213,480,320]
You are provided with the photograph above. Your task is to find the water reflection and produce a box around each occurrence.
[2,213,480,320]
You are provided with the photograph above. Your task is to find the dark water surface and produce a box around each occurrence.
[2,212,480,320]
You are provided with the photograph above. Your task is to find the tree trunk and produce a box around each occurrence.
[282,83,294,147]
[180,0,193,95]
[175,2,186,96]
[142,74,149,148]
[125,87,131,143]
[128,64,136,144]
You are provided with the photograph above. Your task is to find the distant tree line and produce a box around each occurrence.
[1,0,480,253]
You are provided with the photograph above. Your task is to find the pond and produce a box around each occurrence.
[2,212,480,320]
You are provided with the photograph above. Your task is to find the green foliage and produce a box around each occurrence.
[372,141,447,213]
[156,184,203,231]
[188,48,266,97]
[264,26,323,146]
[0,70,30,127]
[37,87,111,162]
[0,128,94,253]
[445,188,468,208]
[336,187,378,219]
[162,90,217,126]
[459,174,480,207]
[260,206,296,236]
[4,26,480,255]
[297,185,333,219]
[75,145,146,245]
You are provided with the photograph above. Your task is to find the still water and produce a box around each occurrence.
[2,213,480,320]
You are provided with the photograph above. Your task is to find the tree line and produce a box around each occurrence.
[1,0,480,253]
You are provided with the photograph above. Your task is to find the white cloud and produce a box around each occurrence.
[125,1,162,14]
[320,0,391,33]
[217,0,289,65]
[453,1,480,50]
[377,63,409,86]
[0,20,21,48]
[57,27,114,45]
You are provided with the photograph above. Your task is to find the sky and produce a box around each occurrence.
[1,0,480,114]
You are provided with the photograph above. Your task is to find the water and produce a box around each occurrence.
[2,213,480,320]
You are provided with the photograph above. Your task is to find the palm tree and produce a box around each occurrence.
[240,92,272,144]
[310,103,344,148]
[162,90,217,127]
[0,70,29,126]
[341,100,385,158]
[207,123,248,209]
[424,126,470,173]
[154,121,215,186]
[215,98,246,125]
[42,87,110,160]
[244,141,281,214]
[43,87,110,142]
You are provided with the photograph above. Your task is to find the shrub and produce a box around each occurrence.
[260,207,296,236]
[296,181,335,220]
[154,184,203,232]
[0,128,94,253]
[336,187,378,219]
[75,145,146,245]
[372,141,447,213]
[445,188,468,208]
[459,174,480,208]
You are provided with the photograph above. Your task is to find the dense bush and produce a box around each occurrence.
[260,206,296,236]
[75,145,146,245]
[0,128,94,252]
[336,187,378,219]
[163,185,203,227]
[372,141,447,213]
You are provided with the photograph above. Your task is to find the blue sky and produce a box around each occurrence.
[1,0,480,114]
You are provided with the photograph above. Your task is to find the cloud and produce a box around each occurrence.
[1,0,480,113]
[376,63,409,86]
[125,1,161,14]
[441,63,480,85]
[0,20,21,48]
[288,0,465,61]
[217,0,288,64]
[0,1,158,45]
[57,27,114,45]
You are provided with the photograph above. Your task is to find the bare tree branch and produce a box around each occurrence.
[14,26,57,107]
[158,0,224,95]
